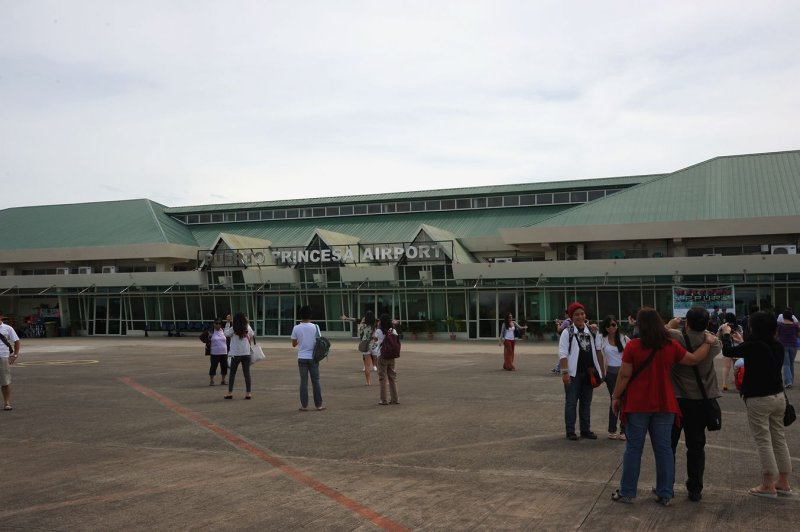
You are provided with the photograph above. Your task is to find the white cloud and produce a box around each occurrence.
[1,0,799,209]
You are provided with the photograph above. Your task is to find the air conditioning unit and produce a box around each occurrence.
[101,266,116,274]
[761,244,770,254]
[312,273,327,287]
[418,270,433,286]
[78,266,93,274]
[771,245,797,255]
[565,243,584,261]
[56,267,70,275]
[702,253,722,257]
[493,258,512,263]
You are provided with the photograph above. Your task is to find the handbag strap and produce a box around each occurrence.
[315,324,321,338]
[682,329,711,401]
[621,347,658,398]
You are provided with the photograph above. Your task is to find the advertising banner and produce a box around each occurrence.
[672,286,735,318]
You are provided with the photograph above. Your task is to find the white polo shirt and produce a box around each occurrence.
[0,322,19,357]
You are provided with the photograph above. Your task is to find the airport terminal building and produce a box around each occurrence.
[1,150,798,339]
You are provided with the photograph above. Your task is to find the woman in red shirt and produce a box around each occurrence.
[610,307,716,505]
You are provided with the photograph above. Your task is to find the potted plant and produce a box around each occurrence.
[424,319,437,340]
[445,315,464,340]
[408,321,423,340]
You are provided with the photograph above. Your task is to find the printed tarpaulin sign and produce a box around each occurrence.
[672,286,735,317]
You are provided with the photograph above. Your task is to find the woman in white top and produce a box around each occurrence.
[498,313,527,371]
[596,315,629,440]
[223,313,254,400]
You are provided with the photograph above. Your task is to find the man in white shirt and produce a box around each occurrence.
[0,311,21,411]
[291,306,325,411]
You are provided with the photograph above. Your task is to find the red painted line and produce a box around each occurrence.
[118,377,410,532]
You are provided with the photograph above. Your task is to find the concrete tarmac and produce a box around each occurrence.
[1,336,798,531]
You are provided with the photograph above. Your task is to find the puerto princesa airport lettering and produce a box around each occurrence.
[272,244,441,264]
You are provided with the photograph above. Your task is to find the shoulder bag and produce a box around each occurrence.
[250,335,266,364]
[784,391,796,427]
[683,330,722,431]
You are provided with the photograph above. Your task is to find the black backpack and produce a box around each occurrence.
[380,329,401,359]
[313,324,331,363]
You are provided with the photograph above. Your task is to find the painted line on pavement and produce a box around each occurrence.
[118,376,410,532]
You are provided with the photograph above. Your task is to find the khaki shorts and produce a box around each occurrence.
[0,357,10,386]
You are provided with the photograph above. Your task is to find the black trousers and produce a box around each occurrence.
[671,398,708,495]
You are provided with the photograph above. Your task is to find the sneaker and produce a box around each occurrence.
[373,366,378,372]
[618,433,627,441]
[608,432,618,439]
[580,431,598,440]
[566,432,578,441]
[611,489,633,503]
[655,496,671,506]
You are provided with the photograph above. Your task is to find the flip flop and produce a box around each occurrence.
[748,488,777,499]
[776,488,794,497]
[3,405,12,411]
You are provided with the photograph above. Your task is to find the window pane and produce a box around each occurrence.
[212,213,223,222]
[503,195,519,206]
[520,194,535,205]
[396,202,410,212]
[340,205,353,215]
[553,192,570,203]
[187,214,199,224]
[425,200,441,210]
[570,191,587,203]
[260,210,273,220]
[286,209,299,218]
[410,201,425,211]
[353,205,367,215]
[273,210,286,219]
[368,204,382,214]
[473,197,487,208]
[199,214,211,223]
[224,213,235,222]
[488,197,503,207]
[313,207,325,217]
[441,199,455,210]
[587,190,604,201]
[384,203,396,213]
[456,198,471,209]
[235,212,247,221]
[536,193,553,205]
[325,206,339,216]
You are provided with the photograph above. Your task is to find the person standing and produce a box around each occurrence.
[666,307,722,502]
[374,313,399,405]
[595,315,628,440]
[777,309,800,388]
[720,313,793,498]
[559,302,605,441]
[223,313,253,400]
[610,307,715,505]
[0,311,21,411]
[341,311,378,385]
[498,312,526,371]
[206,318,228,386]
[292,305,325,411]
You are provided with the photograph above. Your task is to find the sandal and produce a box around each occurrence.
[748,487,777,499]
[776,487,794,497]
[223,395,233,400]
[3,405,12,411]
[611,489,633,503]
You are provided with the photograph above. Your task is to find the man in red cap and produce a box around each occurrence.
[558,302,604,440]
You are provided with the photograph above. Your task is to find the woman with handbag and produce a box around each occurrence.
[720,312,793,498]
[610,307,716,505]
[342,311,378,386]
[498,312,526,371]
[223,313,254,400]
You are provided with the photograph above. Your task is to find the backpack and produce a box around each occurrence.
[199,329,210,344]
[312,324,331,363]
[380,328,401,359]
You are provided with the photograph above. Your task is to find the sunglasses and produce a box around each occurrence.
[607,323,618,328]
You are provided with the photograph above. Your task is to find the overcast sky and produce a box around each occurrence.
[1,1,798,210]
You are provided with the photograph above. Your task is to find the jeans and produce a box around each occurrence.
[564,371,593,434]
[620,412,675,499]
[604,368,624,433]
[378,356,398,403]
[671,398,707,495]
[228,356,251,393]
[298,359,323,408]
[783,347,797,386]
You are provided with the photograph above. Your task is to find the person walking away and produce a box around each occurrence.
[596,315,629,440]
[610,307,716,505]
[559,302,605,441]
[0,311,21,411]
[666,307,722,502]
[223,313,253,399]
[292,306,325,411]
[206,318,228,386]
[499,312,526,371]
[777,309,800,388]
[720,313,793,498]
[374,313,400,405]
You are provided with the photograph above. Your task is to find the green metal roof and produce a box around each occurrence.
[526,151,800,228]
[165,174,659,214]
[0,199,199,250]
[188,206,566,249]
